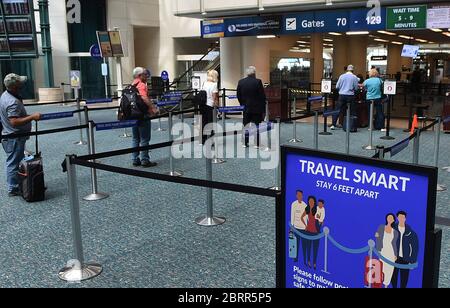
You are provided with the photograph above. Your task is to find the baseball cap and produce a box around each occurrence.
[4,73,27,88]
[347,65,355,72]
[133,67,145,78]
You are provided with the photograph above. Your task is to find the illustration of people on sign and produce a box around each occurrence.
[375,213,399,288]
[391,211,419,288]
[289,191,326,271]
[301,196,323,270]
[290,190,307,264]
[375,211,419,288]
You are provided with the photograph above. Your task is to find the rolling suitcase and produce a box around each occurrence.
[343,116,358,133]
[18,121,46,202]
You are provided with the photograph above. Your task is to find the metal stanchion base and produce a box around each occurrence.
[195,215,226,227]
[154,128,166,132]
[437,184,447,192]
[83,192,109,202]
[319,132,332,136]
[212,158,226,164]
[262,146,272,152]
[74,140,87,145]
[363,145,377,151]
[443,166,450,171]
[380,136,395,140]
[288,139,302,144]
[167,171,183,177]
[269,186,281,191]
[58,262,103,282]
[119,133,132,138]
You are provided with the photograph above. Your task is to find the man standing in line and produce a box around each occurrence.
[391,211,419,288]
[0,74,41,197]
[237,66,267,148]
[291,190,307,263]
[331,65,360,130]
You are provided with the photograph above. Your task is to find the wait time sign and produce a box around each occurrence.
[386,5,427,30]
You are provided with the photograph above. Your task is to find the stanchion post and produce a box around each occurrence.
[346,107,351,155]
[265,99,270,123]
[412,128,420,165]
[212,105,225,164]
[288,97,302,143]
[83,121,109,201]
[270,118,281,191]
[364,100,376,150]
[195,153,226,227]
[322,227,330,274]
[58,155,103,282]
[314,111,319,150]
[74,89,87,145]
[167,111,183,177]
[381,95,395,140]
[221,89,226,149]
[320,94,332,136]
[434,117,447,192]
[376,145,385,160]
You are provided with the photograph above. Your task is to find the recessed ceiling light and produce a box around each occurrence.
[297,40,309,44]
[377,30,396,36]
[443,32,450,37]
[399,35,413,39]
[431,28,443,32]
[415,39,428,43]
[257,35,276,39]
[323,38,333,42]
[326,0,333,6]
[391,41,403,45]
[329,32,342,36]
[374,38,389,43]
[346,31,369,35]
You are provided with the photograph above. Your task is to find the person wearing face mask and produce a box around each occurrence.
[0,73,41,197]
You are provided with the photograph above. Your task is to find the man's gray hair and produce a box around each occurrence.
[246,66,256,76]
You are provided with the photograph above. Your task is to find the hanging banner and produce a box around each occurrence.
[386,5,427,30]
[278,147,439,288]
[201,19,225,38]
[224,15,282,37]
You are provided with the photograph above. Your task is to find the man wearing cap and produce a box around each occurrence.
[331,65,360,130]
[0,74,41,197]
[131,67,157,168]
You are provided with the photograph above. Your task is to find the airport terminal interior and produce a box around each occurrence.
[0,0,450,290]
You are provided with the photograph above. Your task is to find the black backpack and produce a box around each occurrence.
[193,90,207,107]
[118,83,148,120]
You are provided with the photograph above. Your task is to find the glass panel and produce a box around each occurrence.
[70,57,107,99]
[270,57,311,88]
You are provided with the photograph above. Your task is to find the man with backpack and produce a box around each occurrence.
[129,67,158,168]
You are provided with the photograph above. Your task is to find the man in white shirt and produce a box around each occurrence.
[291,190,307,263]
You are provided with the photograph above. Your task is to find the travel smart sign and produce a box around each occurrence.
[279,147,439,288]
[387,5,427,30]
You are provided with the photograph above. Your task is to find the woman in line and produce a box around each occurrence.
[200,70,220,143]
[375,213,399,288]
[363,69,385,131]
[301,196,321,270]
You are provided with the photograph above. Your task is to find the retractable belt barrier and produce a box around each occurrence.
[96,120,138,131]
[157,101,180,107]
[86,98,114,105]
[218,106,245,113]
[40,111,75,121]
[308,96,323,102]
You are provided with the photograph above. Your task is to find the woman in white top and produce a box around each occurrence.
[375,214,399,288]
[200,70,219,143]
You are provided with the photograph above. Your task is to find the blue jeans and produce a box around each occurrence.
[132,119,151,162]
[2,138,26,193]
[332,95,356,126]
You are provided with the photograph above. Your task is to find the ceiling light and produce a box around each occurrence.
[297,40,309,44]
[443,32,450,37]
[257,35,276,39]
[329,32,342,36]
[346,31,369,35]
[377,30,396,36]
[326,0,333,6]
[323,38,333,42]
[374,38,389,43]
[391,41,403,45]
[399,35,413,39]
[431,28,443,32]
[415,39,428,43]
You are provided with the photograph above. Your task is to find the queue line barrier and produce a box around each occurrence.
[59,127,282,281]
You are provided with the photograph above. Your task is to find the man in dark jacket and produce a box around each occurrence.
[237,66,267,148]
[391,211,419,288]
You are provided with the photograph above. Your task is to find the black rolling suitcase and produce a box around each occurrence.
[18,121,45,202]
[343,116,358,133]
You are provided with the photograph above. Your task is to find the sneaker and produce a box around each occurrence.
[330,125,336,130]
[242,144,249,148]
[141,161,157,168]
[8,191,20,197]
[132,160,141,167]
[381,129,387,132]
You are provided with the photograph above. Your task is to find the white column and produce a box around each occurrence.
[220,37,243,90]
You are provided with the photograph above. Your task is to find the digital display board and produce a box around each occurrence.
[278,147,438,288]
[0,0,38,59]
